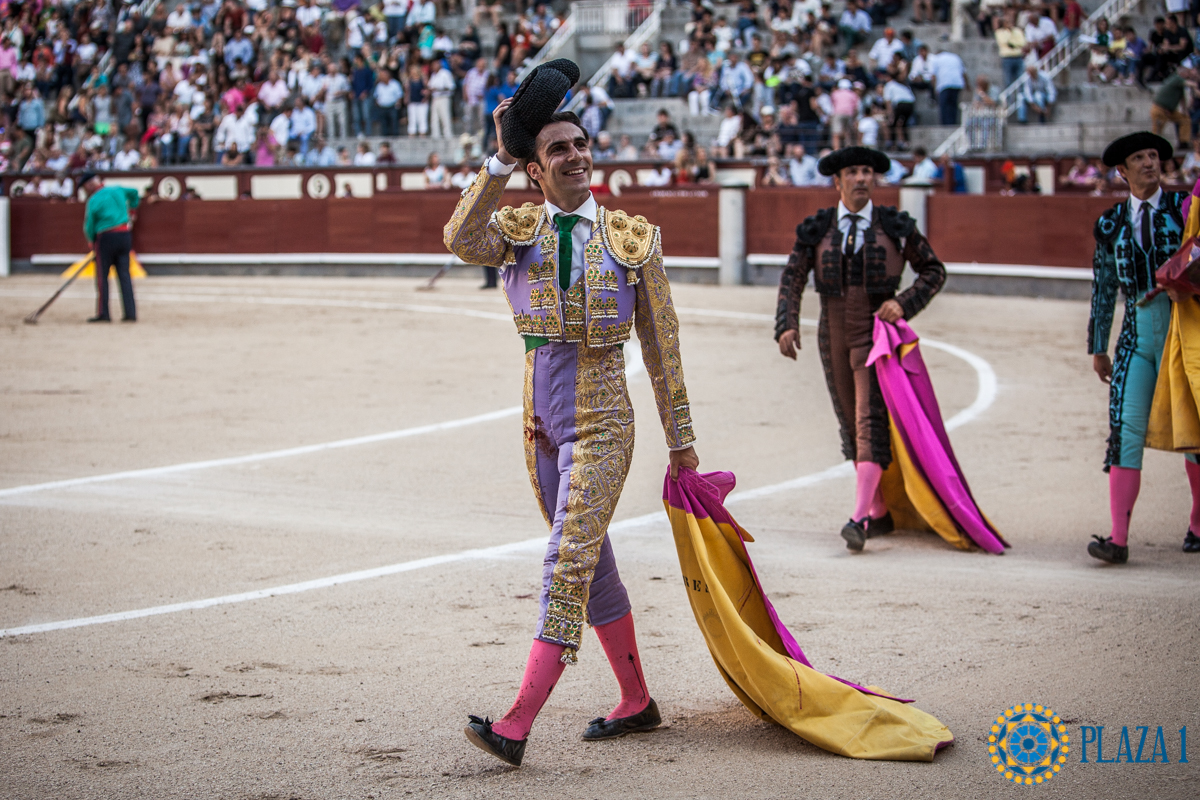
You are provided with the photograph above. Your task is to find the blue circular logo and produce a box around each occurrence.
[988,704,1070,785]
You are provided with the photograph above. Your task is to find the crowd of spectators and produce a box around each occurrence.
[0,0,566,182]
[589,0,976,166]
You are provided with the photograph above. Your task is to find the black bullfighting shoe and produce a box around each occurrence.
[1087,535,1129,564]
[867,511,895,537]
[841,518,868,551]
[582,698,662,741]
[464,715,526,767]
[1184,530,1200,553]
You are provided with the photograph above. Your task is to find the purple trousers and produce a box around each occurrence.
[523,341,635,654]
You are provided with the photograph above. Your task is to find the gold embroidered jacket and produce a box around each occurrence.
[444,165,696,449]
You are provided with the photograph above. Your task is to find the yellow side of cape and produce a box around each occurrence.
[1147,297,1200,453]
[666,500,953,761]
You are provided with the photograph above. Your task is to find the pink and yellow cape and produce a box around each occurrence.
[664,469,954,761]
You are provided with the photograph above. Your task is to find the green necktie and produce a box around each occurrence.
[555,214,581,291]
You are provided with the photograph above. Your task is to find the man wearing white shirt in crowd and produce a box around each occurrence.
[838,0,873,49]
[270,103,293,151]
[214,105,242,163]
[303,135,338,166]
[786,142,821,185]
[300,62,328,132]
[719,50,754,108]
[463,57,490,134]
[325,62,350,139]
[373,69,403,136]
[408,0,436,29]
[868,28,905,71]
[113,138,140,171]
[173,75,196,108]
[882,74,915,149]
[909,44,935,98]
[291,97,318,156]
[433,30,455,55]
[930,46,967,125]
[296,0,323,31]
[382,0,408,39]
[166,4,194,31]
[429,59,456,138]
[1024,10,1058,58]
[609,43,637,96]
[907,146,939,182]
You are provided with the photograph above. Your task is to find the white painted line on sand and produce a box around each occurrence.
[0,308,995,638]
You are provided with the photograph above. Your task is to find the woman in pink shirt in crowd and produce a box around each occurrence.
[829,78,861,149]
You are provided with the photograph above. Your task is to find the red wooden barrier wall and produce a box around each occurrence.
[11,189,1124,269]
[925,194,1119,268]
[11,187,721,260]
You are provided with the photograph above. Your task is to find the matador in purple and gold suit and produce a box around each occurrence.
[443,158,695,664]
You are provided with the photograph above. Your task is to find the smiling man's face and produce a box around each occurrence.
[525,120,593,206]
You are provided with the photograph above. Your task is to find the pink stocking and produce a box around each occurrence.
[594,611,650,720]
[1109,466,1142,546]
[853,461,884,521]
[490,639,566,741]
[1187,460,1200,532]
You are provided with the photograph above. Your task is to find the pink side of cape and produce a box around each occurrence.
[865,318,1008,553]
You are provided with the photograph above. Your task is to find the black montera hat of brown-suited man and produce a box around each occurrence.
[817,146,891,177]
[1101,131,1173,168]
[501,59,582,161]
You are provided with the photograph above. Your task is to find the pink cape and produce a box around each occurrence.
[866,318,1008,554]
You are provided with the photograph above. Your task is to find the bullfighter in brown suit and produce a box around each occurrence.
[775,146,947,551]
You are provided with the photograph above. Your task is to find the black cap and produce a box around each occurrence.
[1101,131,1173,168]
[817,146,891,176]
[79,171,98,187]
[501,59,581,160]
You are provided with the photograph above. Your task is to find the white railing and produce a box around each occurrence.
[565,0,664,112]
[516,1,653,83]
[933,0,1139,156]
[572,0,655,34]
[516,15,575,81]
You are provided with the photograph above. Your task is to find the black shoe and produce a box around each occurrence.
[582,698,662,741]
[867,511,894,537]
[87,316,111,323]
[1088,535,1128,564]
[1184,531,1200,553]
[464,715,526,766]
[841,518,867,551]
[121,316,136,322]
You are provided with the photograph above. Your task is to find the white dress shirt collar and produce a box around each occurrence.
[545,193,598,226]
[837,199,874,222]
[1130,187,1162,217]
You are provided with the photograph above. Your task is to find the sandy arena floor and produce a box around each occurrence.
[0,275,1196,800]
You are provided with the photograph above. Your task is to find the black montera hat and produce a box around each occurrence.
[1102,131,1173,168]
[501,58,582,160]
[817,146,891,176]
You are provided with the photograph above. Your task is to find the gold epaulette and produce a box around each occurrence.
[601,208,659,268]
[494,202,544,246]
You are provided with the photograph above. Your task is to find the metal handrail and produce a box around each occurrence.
[933,0,1140,156]
[564,0,665,112]
[516,14,575,81]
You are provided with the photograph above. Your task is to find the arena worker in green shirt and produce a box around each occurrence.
[80,172,140,323]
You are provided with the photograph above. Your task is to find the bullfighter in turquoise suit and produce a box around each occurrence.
[1088,131,1200,564]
